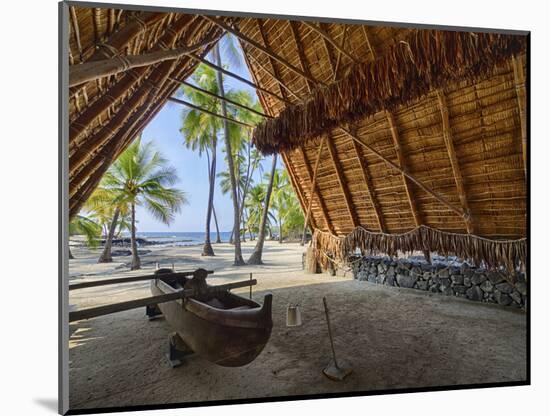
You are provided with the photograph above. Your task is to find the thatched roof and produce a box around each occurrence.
[67,5,528,273]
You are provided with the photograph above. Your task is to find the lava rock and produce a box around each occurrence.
[487,271,505,285]
[438,268,450,278]
[385,274,396,286]
[510,290,522,305]
[439,278,451,290]
[494,290,512,306]
[480,280,494,293]
[397,273,417,288]
[451,275,464,285]
[495,282,513,294]
[466,286,483,301]
[417,280,429,291]
[515,281,527,296]
[472,272,487,285]
[454,285,467,294]
[463,277,472,287]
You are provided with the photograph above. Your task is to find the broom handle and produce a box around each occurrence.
[323,296,339,368]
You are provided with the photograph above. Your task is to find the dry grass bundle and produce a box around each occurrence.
[253,30,526,154]
[312,226,526,281]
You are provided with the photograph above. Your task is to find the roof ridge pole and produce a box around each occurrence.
[385,112,422,229]
[325,132,359,230]
[348,125,385,232]
[340,126,467,220]
[511,55,527,179]
[69,37,217,87]
[203,15,324,86]
[299,145,335,234]
[436,90,474,234]
[301,138,326,245]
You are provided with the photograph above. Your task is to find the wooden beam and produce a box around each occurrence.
[436,90,474,234]
[167,96,254,128]
[70,15,198,146]
[69,270,214,290]
[69,37,216,87]
[301,138,325,244]
[332,26,349,82]
[385,112,422,227]
[325,133,359,229]
[171,78,272,118]
[69,6,83,61]
[340,126,467,220]
[302,21,359,64]
[349,131,385,231]
[189,52,293,105]
[69,278,257,322]
[362,26,376,60]
[281,151,317,231]
[512,55,527,178]
[298,145,335,234]
[246,53,303,102]
[256,19,290,104]
[289,21,316,93]
[203,15,322,86]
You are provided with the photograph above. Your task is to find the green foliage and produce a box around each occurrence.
[69,215,101,248]
[102,137,187,225]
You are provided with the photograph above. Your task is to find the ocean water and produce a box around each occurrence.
[132,231,234,246]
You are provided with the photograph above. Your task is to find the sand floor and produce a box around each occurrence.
[68,241,527,411]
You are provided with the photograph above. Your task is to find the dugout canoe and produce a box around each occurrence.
[151,272,273,367]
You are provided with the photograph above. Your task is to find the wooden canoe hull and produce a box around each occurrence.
[151,278,273,367]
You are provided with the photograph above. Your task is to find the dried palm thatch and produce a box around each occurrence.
[312,226,526,280]
[251,30,526,154]
[67,6,528,273]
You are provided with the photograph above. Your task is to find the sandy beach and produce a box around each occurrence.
[68,241,526,410]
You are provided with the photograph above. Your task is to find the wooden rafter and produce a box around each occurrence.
[349,130,385,231]
[386,112,422,227]
[298,145,335,234]
[325,133,359,229]
[332,26,349,82]
[340,126,467,220]
[189,52,292,105]
[362,26,376,60]
[512,55,527,178]
[436,90,474,234]
[256,19,289,103]
[171,78,272,118]
[302,21,359,64]
[203,15,321,86]
[301,138,325,243]
[289,21,316,93]
[69,6,83,61]
[167,97,254,128]
[246,53,303,102]
[281,152,317,231]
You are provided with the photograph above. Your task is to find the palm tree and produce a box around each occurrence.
[213,42,245,265]
[269,168,290,243]
[248,154,278,264]
[69,215,101,259]
[101,137,187,270]
[86,186,129,263]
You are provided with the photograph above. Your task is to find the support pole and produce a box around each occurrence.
[301,138,326,245]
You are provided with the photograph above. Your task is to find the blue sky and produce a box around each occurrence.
[136,35,281,232]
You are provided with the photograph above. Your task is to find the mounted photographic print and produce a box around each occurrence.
[59,1,529,414]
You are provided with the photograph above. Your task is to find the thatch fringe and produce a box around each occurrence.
[311,226,527,281]
[253,30,526,154]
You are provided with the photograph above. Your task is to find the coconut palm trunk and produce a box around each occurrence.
[212,206,222,243]
[98,207,120,263]
[213,43,244,265]
[130,202,141,270]
[248,154,277,265]
[202,135,216,256]
[278,215,283,243]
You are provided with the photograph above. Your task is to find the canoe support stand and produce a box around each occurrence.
[167,332,195,368]
[146,304,163,320]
